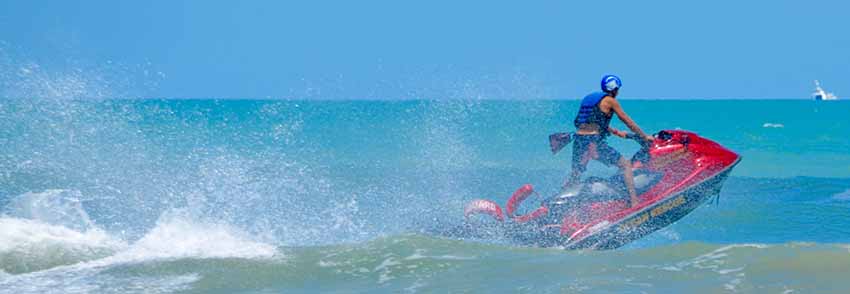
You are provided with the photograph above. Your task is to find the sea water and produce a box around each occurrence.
[1,98,850,293]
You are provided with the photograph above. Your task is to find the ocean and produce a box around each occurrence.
[1,98,849,293]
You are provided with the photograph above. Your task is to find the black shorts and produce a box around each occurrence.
[571,134,623,173]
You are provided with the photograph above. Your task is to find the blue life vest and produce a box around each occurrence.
[573,92,613,135]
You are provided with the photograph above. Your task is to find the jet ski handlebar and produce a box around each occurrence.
[624,132,654,148]
[624,132,661,164]
[624,130,680,145]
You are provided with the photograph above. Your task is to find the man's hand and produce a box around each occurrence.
[611,129,627,138]
[643,134,655,142]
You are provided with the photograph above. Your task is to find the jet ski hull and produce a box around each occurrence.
[563,158,739,249]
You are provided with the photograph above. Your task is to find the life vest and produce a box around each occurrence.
[573,92,614,136]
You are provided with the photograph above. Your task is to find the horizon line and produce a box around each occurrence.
[1,97,839,101]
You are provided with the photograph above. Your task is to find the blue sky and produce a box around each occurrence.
[1,0,847,99]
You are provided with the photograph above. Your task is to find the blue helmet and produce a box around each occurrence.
[600,75,622,93]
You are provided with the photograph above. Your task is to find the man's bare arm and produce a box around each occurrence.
[607,98,651,139]
[608,126,626,138]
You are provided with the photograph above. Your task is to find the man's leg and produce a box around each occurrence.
[564,169,582,188]
[564,136,591,189]
[618,156,639,207]
[595,139,638,208]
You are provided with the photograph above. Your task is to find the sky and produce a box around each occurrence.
[1,0,848,99]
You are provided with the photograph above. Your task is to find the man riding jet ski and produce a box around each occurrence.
[458,76,741,249]
[561,74,653,208]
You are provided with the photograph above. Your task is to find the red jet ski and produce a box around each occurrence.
[461,130,740,249]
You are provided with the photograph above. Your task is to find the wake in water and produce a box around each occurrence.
[0,189,283,293]
[0,190,279,270]
[5,218,850,294]
[0,217,124,274]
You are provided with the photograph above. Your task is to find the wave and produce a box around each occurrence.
[0,211,281,294]
[0,217,125,274]
[108,211,279,262]
[1,189,126,274]
[0,212,279,273]
[6,233,850,293]
[1,189,279,279]
[137,236,850,293]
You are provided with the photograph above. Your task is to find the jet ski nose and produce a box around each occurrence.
[651,130,740,170]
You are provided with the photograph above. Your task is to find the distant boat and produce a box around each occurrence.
[812,80,838,100]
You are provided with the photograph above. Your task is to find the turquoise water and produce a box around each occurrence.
[2,98,850,293]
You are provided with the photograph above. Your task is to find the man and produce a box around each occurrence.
[567,75,653,207]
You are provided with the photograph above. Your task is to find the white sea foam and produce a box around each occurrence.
[375,256,401,284]
[0,211,280,294]
[0,189,129,273]
[0,218,127,271]
[3,189,278,265]
[832,189,850,200]
[717,266,745,275]
[724,277,743,291]
[762,122,785,128]
[0,190,278,283]
[0,209,280,275]
[668,243,768,273]
[404,278,428,294]
[110,212,279,262]
[716,243,770,251]
[403,249,475,261]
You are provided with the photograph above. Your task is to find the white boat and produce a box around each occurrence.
[812,80,838,100]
